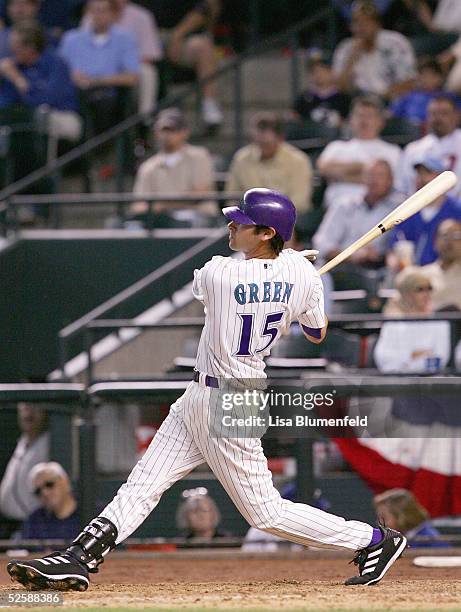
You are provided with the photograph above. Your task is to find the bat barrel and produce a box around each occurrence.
[318,170,457,276]
[380,170,457,232]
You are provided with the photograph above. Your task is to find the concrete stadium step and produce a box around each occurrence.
[70,298,204,382]
[172,52,304,108]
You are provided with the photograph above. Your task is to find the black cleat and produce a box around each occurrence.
[7,552,90,592]
[345,527,407,586]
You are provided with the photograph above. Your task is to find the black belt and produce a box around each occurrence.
[193,370,219,388]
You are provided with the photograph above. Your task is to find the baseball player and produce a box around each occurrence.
[7,189,407,590]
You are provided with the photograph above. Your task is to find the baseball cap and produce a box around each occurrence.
[155,108,187,131]
[413,155,448,173]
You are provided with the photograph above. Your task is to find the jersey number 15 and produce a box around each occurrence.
[235,312,284,356]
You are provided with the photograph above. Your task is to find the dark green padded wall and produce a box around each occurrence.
[0,235,200,380]
[96,474,375,538]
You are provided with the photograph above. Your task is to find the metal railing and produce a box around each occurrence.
[1,376,461,525]
[2,191,241,234]
[0,6,334,204]
[65,312,461,386]
[57,226,229,379]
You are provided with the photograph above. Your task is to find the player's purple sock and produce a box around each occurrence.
[369,527,384,547]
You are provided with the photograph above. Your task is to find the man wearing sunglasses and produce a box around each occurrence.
[19,462,79,543]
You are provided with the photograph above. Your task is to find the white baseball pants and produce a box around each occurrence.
[101,380,373,550]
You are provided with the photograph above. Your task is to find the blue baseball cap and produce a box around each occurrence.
[413,156,447,173]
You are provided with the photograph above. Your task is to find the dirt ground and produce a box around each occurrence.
[1,551,460,610]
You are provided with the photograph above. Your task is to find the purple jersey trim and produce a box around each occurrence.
[301,324,323,339]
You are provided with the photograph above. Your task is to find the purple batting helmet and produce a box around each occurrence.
[222,188,296,242]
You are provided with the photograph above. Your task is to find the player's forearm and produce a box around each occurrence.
[301,316,328,344]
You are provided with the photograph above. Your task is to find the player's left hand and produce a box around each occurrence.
[299,249,319,262]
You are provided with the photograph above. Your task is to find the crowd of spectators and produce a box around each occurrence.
[0,0,225,180]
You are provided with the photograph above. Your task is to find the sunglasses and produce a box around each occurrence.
[414,285,433,293]
[439,231,461,241]
[33,480,56,496]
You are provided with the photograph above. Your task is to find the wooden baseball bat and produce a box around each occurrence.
[318,170,458,276]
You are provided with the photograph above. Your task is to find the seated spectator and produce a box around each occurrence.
[129,108,217,224]
[332,0,448,44]
[0,1,86,33]
[422,219,461,311]
[83,0,162,118]
[226,112,313,214]
[0,22,81,142]
[59,0,139,132]
[0,404,49,532]
[158,0,223,129]
[0,0,55,59]
[390,157,461,266]
[390,59,447,129]
[20,462,79,542]
[421,0,461,35]
[396,95,461,199]
[176,487,228,541]
[314,159,402,267]
[332,0,416,100]
[293,49,351,128]
[377,267,450,372]
[317,95,401,209]
[374,489,447,548]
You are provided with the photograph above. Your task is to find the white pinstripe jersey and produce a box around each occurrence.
[192,249,326,379]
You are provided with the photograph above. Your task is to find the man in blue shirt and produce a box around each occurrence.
[0,20,81,181]
[59,0,139,133]
[0,22,78,112]
[390,60,457,128]
[59,0,139,92]
[390,156,461,265]
[20,462,79,545]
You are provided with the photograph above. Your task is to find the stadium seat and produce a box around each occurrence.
[322,329,362,368]
[270,330,322,358]
[285,119,340,142]
[363,334,379,369]
[382,116,421,146]
[285,119,340,162]
[266,328,327,369]
[329,295,370,315]
[172,336,201,370]
[331,265,384,294]
[0,107,49,192]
